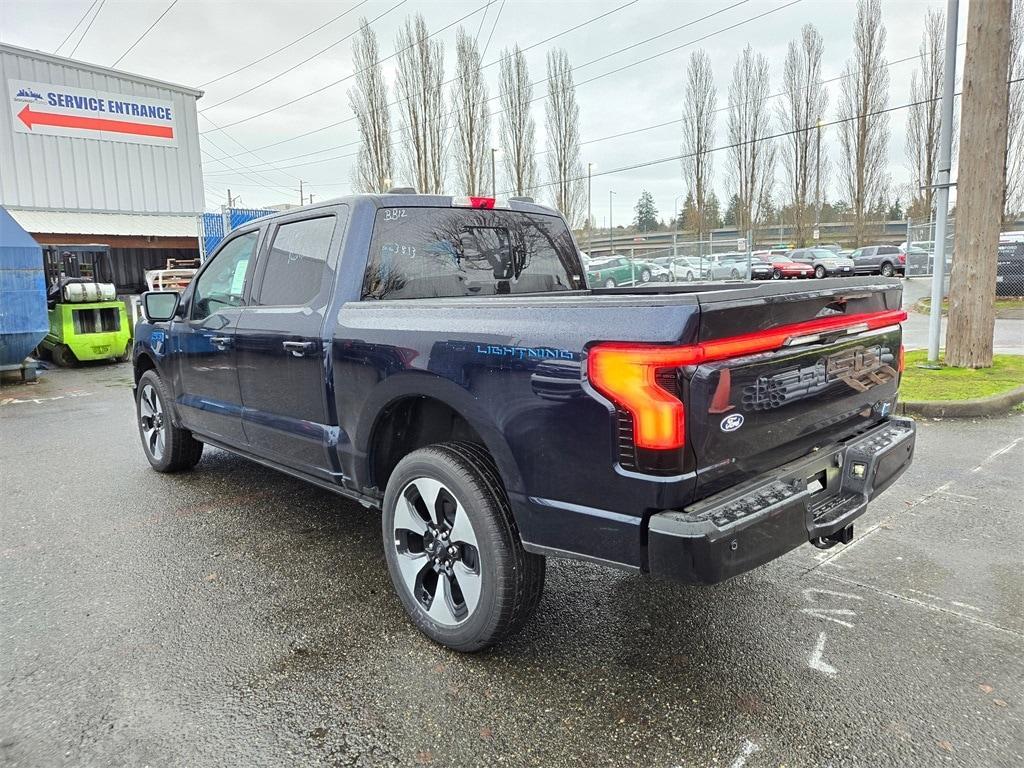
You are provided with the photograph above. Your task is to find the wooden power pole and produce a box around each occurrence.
[945,0,1013,368]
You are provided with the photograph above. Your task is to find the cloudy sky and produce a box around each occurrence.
[2,0,967,221]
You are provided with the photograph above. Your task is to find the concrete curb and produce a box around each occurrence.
[912,298,1024,320]
[898,384,1024,418]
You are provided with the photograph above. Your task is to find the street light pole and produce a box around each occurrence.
[673,194,686,257]
[927,0,959,364]
[490,147,499,197]
[587,162,595,254]
[815,119,823,240]
[608,190,615,255]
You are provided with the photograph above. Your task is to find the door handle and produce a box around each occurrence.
[209,335,232,348]
[282,340,316,357]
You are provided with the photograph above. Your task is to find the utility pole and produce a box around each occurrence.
[609,190,616,255]
[944,0,1012,368]
[587,162,594,253]
[299,180,305,206]
[927,0,961,364]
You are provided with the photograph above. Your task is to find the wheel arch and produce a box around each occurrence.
[355,373,525,503]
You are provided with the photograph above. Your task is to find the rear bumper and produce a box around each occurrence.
[646,417,916,584]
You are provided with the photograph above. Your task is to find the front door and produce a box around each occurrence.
[235,209,347,480]
[175,229,260,443]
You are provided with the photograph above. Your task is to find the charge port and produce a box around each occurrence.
[807,469,827,495]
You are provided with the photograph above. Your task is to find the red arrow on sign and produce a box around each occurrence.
[17,104,174,139]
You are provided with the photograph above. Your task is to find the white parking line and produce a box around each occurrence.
[808,632,838,676]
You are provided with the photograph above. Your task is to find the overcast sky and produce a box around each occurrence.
[2,0,968,221]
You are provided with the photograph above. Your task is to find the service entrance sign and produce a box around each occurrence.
[9,79,177,147]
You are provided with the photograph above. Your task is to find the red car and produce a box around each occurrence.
[754,252,816,279]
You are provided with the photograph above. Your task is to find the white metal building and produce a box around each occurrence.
[0,42,204,291]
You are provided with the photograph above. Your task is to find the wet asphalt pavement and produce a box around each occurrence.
[1,365,1022,768]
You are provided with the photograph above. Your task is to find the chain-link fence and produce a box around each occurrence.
[903,217,956,278]
[198,206,277,260]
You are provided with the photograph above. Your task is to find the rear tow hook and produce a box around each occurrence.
[811,524,854,550]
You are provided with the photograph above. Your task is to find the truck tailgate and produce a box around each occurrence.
[686,279,905,497]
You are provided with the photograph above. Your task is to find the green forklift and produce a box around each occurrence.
[38,245,131,367]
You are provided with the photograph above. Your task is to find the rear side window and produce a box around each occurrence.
[362,207,584,300]
[880,246,898,255]
[257,216,336,306]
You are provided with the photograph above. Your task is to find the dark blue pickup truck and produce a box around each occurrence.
[133,193,916,651]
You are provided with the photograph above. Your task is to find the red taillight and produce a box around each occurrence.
[898,252,907,264]
[588,345,697,449]
[586,309,907,450]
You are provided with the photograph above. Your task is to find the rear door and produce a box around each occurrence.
[235,207,348,479]
[174,229,260,443]
[852,246,875,273]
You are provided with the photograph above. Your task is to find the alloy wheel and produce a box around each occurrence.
[139,383,166,461]
[392,477,482,626]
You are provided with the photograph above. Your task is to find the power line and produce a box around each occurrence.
[110,0,179,67]
[200,0,491,130]
[207,0,793,177]
[199,0,371,88]
[204,0,639,158]
[199,0,408,114]
[201,0,730,161]
[200,113,300,186]
[508,81,1024,195]
[68,0,106,57]
[54,0,100,54]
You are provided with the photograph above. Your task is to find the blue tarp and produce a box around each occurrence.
[0,207,48,369]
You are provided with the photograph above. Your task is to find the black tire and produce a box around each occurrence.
[382,441,545,652]
[815,265,827,279]
[772,269,782,280]
[880,262,894,277]
[604,278,616,288]
[51,344,77,368]
[640,269,651,283]
[730,269,740,280]
[686,271,695,282]
[135,370,203,473]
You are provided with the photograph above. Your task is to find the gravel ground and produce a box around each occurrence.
[1,364,1021,768]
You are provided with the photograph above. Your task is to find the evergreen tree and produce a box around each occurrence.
[722,194,740,227]
[633,189,659,232]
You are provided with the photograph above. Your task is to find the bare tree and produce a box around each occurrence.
[839,0,891,246]
[680,49,716,241]
[728,45,776,235]
[394,13,446,193]
[348,20,393,193]
[499,45,537,196]
[544,48,586,226]
[452,28,490,196]
[1005,0,1023,218]
[905,8,945,220]
[778,24,828,245]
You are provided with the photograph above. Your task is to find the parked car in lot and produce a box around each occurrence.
[754,251,816,279]
[644,256,676,283]
[816,243,842,254]
[788,248,856,278]
[996,238,1024,296]
[133,192,915,652]
[704,252,750,280]
[669,256,708,281]
[587,255,655,287]
[850,245,906,277]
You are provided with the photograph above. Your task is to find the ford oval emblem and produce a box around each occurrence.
[720,413,745,432]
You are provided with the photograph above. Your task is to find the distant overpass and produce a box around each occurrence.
[577,220,918,258]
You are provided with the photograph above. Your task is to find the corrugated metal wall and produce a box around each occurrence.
[0,44,205,216]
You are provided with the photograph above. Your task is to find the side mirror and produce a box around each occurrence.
[143,291,180,322]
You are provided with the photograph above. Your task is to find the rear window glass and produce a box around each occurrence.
[362,207,585,300]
